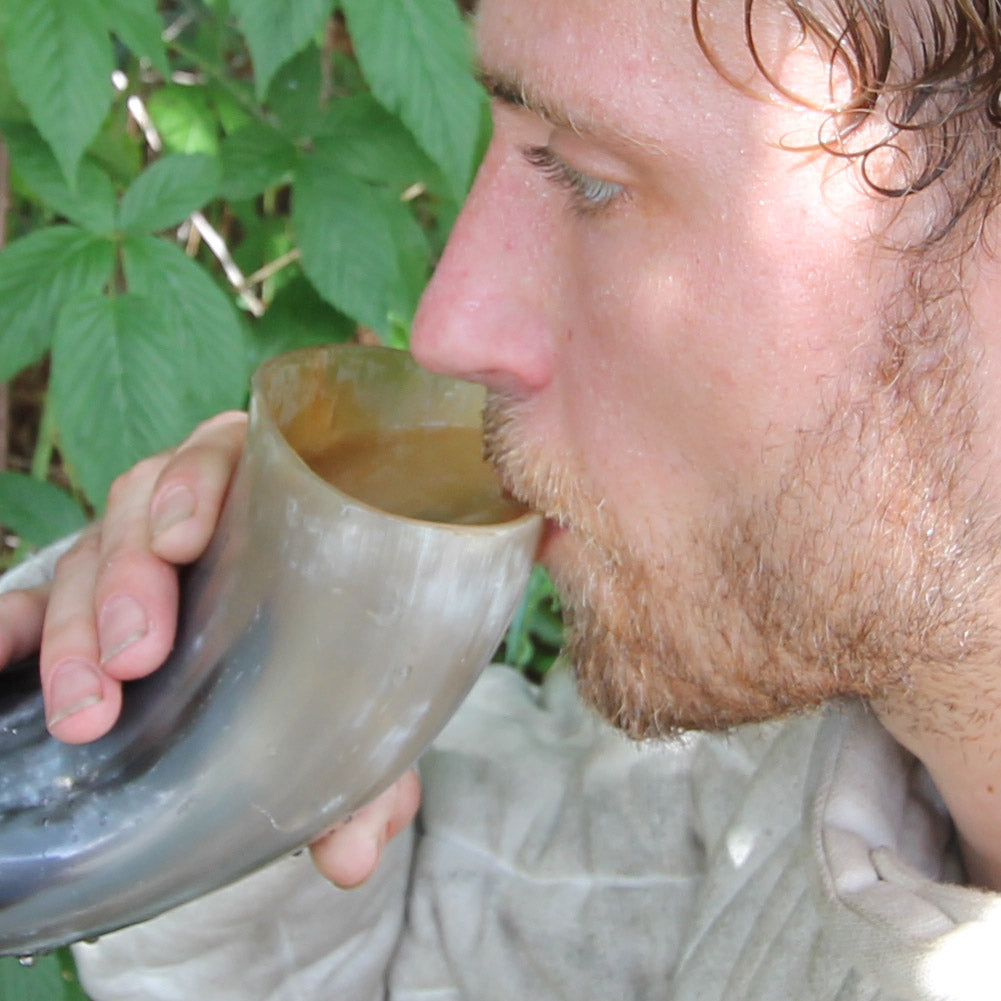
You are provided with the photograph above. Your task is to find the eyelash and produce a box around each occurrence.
[521,144,625,215]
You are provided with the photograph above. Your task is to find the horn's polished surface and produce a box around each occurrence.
[0,345,542,958]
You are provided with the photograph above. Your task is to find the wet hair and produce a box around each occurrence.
[692,0,1001,250]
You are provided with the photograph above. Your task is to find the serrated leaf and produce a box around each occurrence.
[220,121,296,201]
[118,153,221,233]
[121,234,248,415]
[385,197,431,324]
[206,80,254,136]
[87,111,145,186]
[293,152,402,336]
[340,0,483,198]
[0,472,86,547]
[1,0,114,181]
[266,44,324,139]
[0,37,30,122]
[51,292,194,507]
[313,95,451,200]
[99,0,169,75]
[147,84,220,155]
[1,121,117,233]
[0,227,115,381]
[230,0,334,99]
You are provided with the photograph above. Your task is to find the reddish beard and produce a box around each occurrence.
[481,338,1001,738]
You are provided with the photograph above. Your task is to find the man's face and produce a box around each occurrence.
[410,0,1000,734]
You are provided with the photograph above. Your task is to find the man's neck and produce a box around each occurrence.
[874,678,1001,891]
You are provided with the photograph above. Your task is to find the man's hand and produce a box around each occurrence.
[0,409,420,888]
[311,768,422,888]
[18,411,248,744]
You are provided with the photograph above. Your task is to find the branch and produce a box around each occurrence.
[189,212,266,317]
[112,71,267,317]
[240,248,302,292]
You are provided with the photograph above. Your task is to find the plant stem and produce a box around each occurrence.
[30,395,57,482]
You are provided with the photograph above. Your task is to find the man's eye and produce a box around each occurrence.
[521,144,625,214]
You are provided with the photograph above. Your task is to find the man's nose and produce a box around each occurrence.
[410,141,557,396]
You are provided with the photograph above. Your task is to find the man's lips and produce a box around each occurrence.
[535,517,565,564]
[494,479,565,562]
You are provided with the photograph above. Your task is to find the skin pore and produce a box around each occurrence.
[410,0,1001,888]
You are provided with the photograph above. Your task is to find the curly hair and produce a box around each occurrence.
[692,0,1001,250]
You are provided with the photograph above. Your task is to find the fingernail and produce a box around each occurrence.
[99,595,148,663]
[151,485,195,537]
[47,660,103,728]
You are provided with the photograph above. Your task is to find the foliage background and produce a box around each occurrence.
[0,0,562,995]
[0,0,485,536]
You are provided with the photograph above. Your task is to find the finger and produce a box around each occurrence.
[94,454,182,682]
[309,769,422,889]
[0,584,50,667]
[40,529,123,744]
[148,411,247,565]
[96,411,246,681]
[40,411,247,741]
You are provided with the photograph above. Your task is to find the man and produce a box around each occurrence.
[5,0,1001,996]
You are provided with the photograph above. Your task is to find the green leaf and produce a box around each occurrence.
[147,84,220,156]
[219,121,296,201]
[0,227,115,381]
[205,79,255,137]
[0,949,88,1001]
[500,564,564,673]
[51,292,195,507]
[0,37,30,123]
[121,234,248,415]
[313,95,451,200]
[100,0,169,75]
[293,152,402,336]
[118,153,222,233]
[0,0,114,181]
[87,110,145,186]
[249,272,354,369]
[229,213,293,284]
[0,472,87,547]
[340,0,484,198]
[230,0,334,99]
[383,191,431,326]
[1,121,117,233]
[266,44,325,140]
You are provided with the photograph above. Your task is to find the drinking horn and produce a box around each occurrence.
[0,345,542,958]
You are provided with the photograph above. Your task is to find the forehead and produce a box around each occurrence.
[475,0,688,138]
[474,0,830,152]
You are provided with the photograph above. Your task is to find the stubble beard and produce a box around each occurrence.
[483,275,1001,739]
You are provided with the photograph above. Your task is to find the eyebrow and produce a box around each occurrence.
[478,69,588,134]
[477,67,660,152]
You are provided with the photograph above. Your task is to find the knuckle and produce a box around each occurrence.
[189,410,248,438]
[38,589,91,640]
[181,413,248,456]
[0,587,43,624]
[105,460,158,508]
[54,531,100,576]
[97,548,134,579]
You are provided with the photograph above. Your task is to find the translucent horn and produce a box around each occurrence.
[0,344,542,958]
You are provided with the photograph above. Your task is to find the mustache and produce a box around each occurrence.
[482,392,626,560]
[482,393,578,529]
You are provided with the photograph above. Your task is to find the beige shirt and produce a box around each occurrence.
[71,662,1001,1001]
